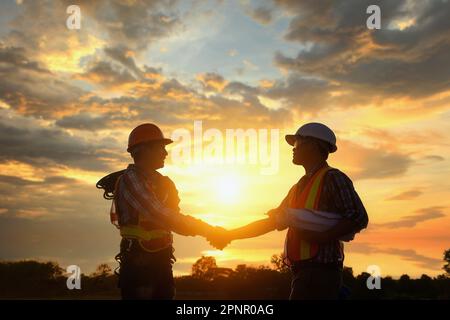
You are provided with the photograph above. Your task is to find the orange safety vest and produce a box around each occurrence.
[111,174,173,253]
[284,165,332,264]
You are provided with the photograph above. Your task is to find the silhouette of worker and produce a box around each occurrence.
[225,122,369,300]
[97,123,226,300]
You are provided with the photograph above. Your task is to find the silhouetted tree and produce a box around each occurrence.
[2,252,450,299]
[92,263,112,277]
[443,249,450,276]
[270,254,289,273]
[191,256,217,281]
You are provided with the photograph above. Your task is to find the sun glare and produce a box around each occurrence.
[215,174,242,205]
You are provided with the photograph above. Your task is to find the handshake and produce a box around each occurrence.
[189,209,280,250]
[205,226,234,250]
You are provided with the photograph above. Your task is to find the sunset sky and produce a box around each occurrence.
[0,0,449,279]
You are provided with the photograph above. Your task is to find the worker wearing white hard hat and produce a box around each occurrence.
[224,122,369,300]
[285,122,337,153]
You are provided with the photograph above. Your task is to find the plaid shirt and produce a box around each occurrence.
[112,164,198,236]
[276,162,368,264]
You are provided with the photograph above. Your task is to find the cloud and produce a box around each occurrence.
[256,73,375,115]
[373,206,446,229]
[334,140,413,180]
[6,0,182,54]
[104,46,144,78]
[0,119,115,172]
[386,189,423,201]
[197,72,228,92]
[246,6,274,25]
[0,214,119,273]
[0,171,99,219]
[274,0,450,98]
[382,247,443,271]
[5,1,107,73]
[263,74,339,113]
[0,46,49,73]
[55,112,113,131]
[83,0,181,51]
[76,61,137,87]
[362,128,448,148]
[0,35,292,130]
[0,45,85,119]
[55,73,293,131]
[228,49,238,57]
[348,242,443,271]
[0,174,77,187]
[1,2,294,129]
[423,155,445,162]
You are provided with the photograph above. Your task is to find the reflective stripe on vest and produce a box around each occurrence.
[284,166,332,264]
[120,226,173,252]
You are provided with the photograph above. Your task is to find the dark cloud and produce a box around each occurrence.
[76,60,137,86]
[0,46,49,73]
[198,72,227,92]
[0,120,114,172]
[329,43,450,97]
[228,74,366,115]
[0,174,77,187]
[55,112,113,131]
[104,46,144,78]
[386,189,423,201]
[373,207,446,229]
[75,46,166,91]
[75,0,181,51]
[246,6,274,25]
[0,45,84,119]
[274,0,450,98]
[263,75,338,112]
[7,0,181,53]
[225,81,260,96]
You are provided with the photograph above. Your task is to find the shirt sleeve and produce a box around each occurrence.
[324,170,369,233]
[120,169,175,229]
[120,170,209,236]
[158,176,181,213]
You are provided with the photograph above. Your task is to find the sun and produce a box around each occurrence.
[215,174,242,205]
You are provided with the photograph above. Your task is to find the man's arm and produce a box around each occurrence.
[226,186,297,241]
[297,218,358,243]
[121,170,220,239]
[228,217,277,240]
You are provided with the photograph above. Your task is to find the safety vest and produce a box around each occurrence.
[284,165,332,264]
[111,173,174,253]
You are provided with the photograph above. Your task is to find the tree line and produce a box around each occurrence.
[1,250,449,299]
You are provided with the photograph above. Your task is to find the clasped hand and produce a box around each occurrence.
[206,226,233,250]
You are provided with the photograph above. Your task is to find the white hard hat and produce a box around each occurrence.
[285,122,337,153]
